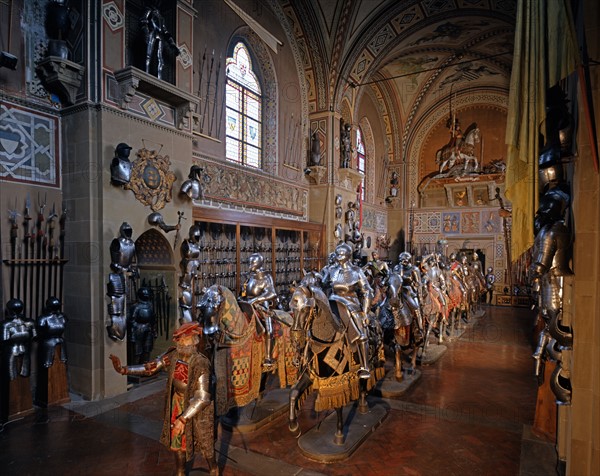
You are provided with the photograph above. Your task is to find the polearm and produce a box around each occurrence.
[196,46,207,112]
[22,195,32,312]
[35,194,46,318]
[200,50,215,133]
[8,204,19,298]
[209,55,221,137]
[58,205,67,302]
[47,203,58,301]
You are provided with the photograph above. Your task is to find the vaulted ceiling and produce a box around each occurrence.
[282,0,516,162]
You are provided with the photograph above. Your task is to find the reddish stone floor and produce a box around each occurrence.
[0,305,556,475]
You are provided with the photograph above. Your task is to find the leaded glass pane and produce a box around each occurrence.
[226,43,260,94]
[226,137,241,164]
[246,92,260,120]
[246,145,260,168]
[245,118,261,147]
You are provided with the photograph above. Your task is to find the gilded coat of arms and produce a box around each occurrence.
[124,148,177,211]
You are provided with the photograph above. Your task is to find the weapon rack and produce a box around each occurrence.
[191,207,325,296]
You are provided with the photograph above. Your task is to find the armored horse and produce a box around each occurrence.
[435,123,481,175]
[287,272,385,443]
[196,284,296,416]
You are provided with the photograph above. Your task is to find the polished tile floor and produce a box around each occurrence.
[0,305,558,476]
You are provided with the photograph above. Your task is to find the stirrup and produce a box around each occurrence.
[357,368,371,380]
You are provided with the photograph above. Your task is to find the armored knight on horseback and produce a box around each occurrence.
[324,243,374,379]
[395,252,425,335]
[239,253,278,370]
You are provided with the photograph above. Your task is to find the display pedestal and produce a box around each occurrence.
[532,361,557,442]
[35,346,70,407]
[219,388,289,433]
[9,376,33,418]
[372,368,421,398]
[298,401,388,462]
[418,344,447,365]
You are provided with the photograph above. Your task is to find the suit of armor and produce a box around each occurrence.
[141,4,180,80]
[179,165,205,200]
[422,256,448,320]
[106,222,136,341]
[178,225,202,324]
[364,251,390,283]
[325,243,373,379]
[36,297,67,368]
[396,252,424,331]
[130,287,156,364]
[2,299,36,380]
[485,267,495,304]
[110,142,132,186]
[530,189,573,378]
[240,253,277,369]
[110,322,217,476]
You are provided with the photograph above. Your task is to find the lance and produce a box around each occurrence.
[22,195,32,313]
[200,50,215,133]
[47,203,58,303]
[8,203,19,298]
[216,66,228,138]
[35,193,47,318]
[165,287,172,340]
[209,55,221,136]
[196,46,207,111]
[58,205,67,302]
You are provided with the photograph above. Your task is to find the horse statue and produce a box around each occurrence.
[196,284,296,416]
[378,271,421,380]
[287,272,385,443]
[435,123,481,176]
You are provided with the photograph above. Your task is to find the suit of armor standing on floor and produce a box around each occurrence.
[323,243,374,379]
[106,222,136,341]
[485,267,495,304]
[239,253,278,369]
[36,296,67,368]
[129,287,156,364]
[110,322,217,476]
[530,189,573,378]
[2,299,36,380]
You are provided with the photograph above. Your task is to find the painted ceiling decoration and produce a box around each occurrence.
[280,0,516,178]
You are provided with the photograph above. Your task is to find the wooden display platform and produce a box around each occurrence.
[298,401,388,462]
[418,343,447,365]
[371,368,421,398]
[35,346,70,407]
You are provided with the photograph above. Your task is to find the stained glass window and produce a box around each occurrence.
[356,126,366,201]
[225,42,262,168]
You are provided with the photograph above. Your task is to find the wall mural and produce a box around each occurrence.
[0,102,59,187]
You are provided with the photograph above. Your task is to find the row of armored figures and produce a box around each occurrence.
[528,85,575,407]
[0,296,68,426]
[102,239,493,475]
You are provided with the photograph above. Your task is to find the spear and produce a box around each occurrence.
[197,46,206,99]
[35,193,46,317]
[56,204,68,302]
[22,195,32,312]
[209,55,222,136]
[8,202,19,298]
[47,203,58,301]
[200,50,215,133]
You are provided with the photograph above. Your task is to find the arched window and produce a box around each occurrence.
[356,126,366,201]
[225,42,262,168]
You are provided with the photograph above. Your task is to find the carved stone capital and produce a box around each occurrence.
[304,165,327,185]
[337,167,364,191]
[35,57,85,106]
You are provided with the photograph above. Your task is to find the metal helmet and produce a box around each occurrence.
[399,251,412,264]
[550,364,572,405]
[5,298,24,318]
[45,296,61,312]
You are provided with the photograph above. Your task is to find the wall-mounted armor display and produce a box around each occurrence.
[179,165,209,201]
[178,225,202,324]
[110,143,133,186]
[141,2,180,80]
[106,222,137,341]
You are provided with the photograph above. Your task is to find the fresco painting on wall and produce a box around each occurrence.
[442,212,460,234]
[461,212,480,234]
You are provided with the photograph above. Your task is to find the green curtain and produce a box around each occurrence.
[505,0,580,261]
